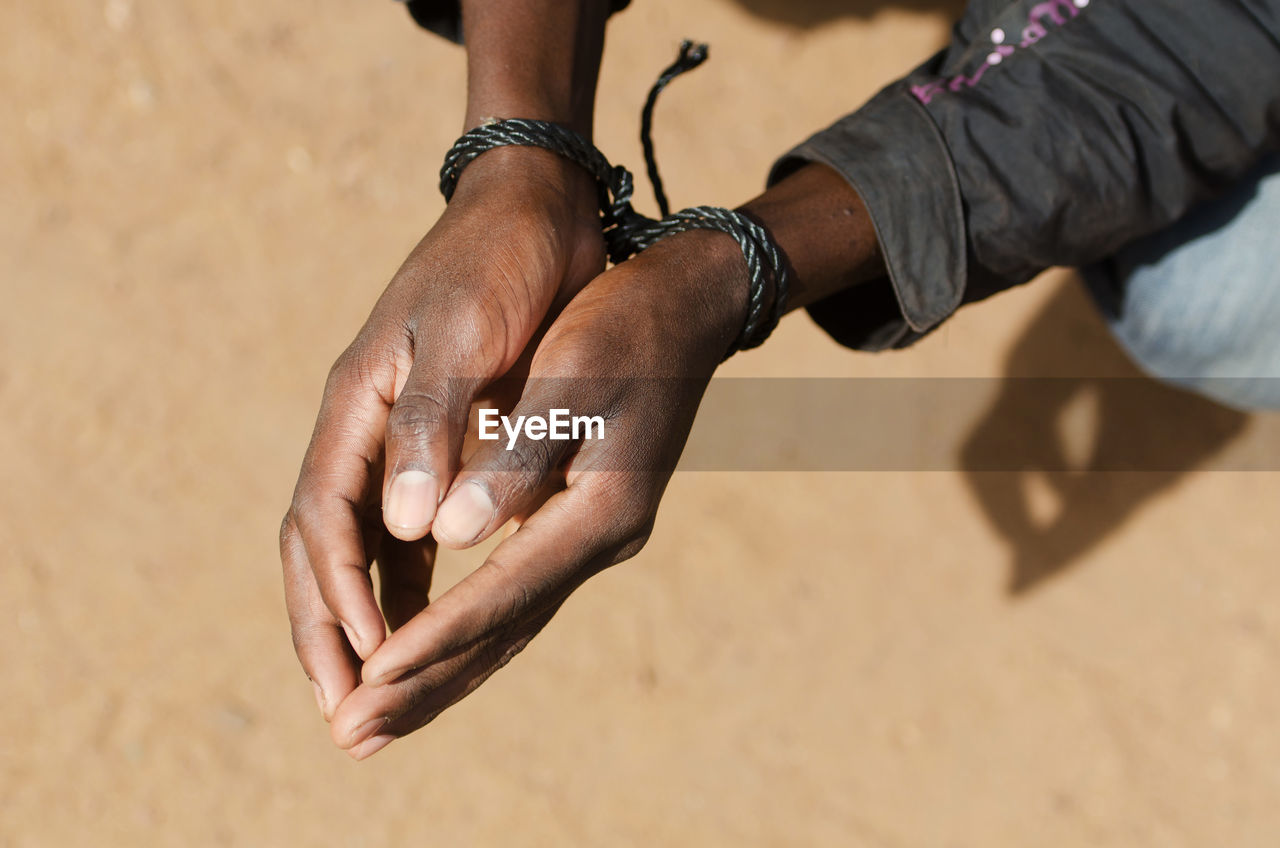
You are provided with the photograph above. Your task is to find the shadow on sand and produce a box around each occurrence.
[960,279,1250,595]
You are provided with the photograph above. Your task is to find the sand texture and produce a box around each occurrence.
[4,1,1280,845]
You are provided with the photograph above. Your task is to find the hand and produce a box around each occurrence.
[280,146,606,726]
[326,230,752,758]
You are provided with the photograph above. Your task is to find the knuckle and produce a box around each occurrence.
[618,505,656,540]
[311,547,365,583]
[386,390,451,447]
[483,558,538,626]
[614,522,654,563]
[327,339,403,401]
[596,493,657,562]
[590,478,658,538]
[288,619,329,660]
[324,346,361,392]
[288,488,320,526]
[477,631,535,677]
[503,435,559,483]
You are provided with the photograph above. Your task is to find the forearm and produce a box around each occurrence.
[460,0,611,139]
[634,163,886,359]
[741,162,884,313]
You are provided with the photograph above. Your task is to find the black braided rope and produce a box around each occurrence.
[640,39,708,218]
[439,118,613,200]
[439,118,646,268]
[618,206,786,352]
[436,41,788,356]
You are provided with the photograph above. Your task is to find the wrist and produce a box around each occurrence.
[628,229,753,364]
[449,145,600,226]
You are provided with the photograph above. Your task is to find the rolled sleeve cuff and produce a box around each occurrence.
[398,0,630,44]
[768,83,966,351]
[399,0,463,42]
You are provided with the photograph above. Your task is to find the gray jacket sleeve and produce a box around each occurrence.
[771,0,1280,351]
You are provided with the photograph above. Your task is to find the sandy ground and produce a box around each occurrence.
[4,1,1280,845]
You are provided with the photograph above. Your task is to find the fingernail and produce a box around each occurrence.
[312,680,330,719]
[348,733,396,761]
[341,621,366,658]
[433,482,494,546]
[348,716,389,748]
[366,663,413,688]
[384,470,439,536]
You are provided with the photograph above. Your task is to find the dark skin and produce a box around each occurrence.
[281,0,884,759]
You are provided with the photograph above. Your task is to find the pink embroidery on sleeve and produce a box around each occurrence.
[911,0,1091,104]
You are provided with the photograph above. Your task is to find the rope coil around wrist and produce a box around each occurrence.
[438,40,789,355]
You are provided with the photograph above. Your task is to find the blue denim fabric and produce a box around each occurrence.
[1082,154,1280,412]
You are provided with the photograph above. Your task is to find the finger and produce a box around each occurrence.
[281,514,361,722]
[431,384,585,549]
[375,536,436,633]
[333,634,488,754]
[333,605,561,758]
[292,355,393,660]
[362,477,649,688]
[380,364,477,542]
